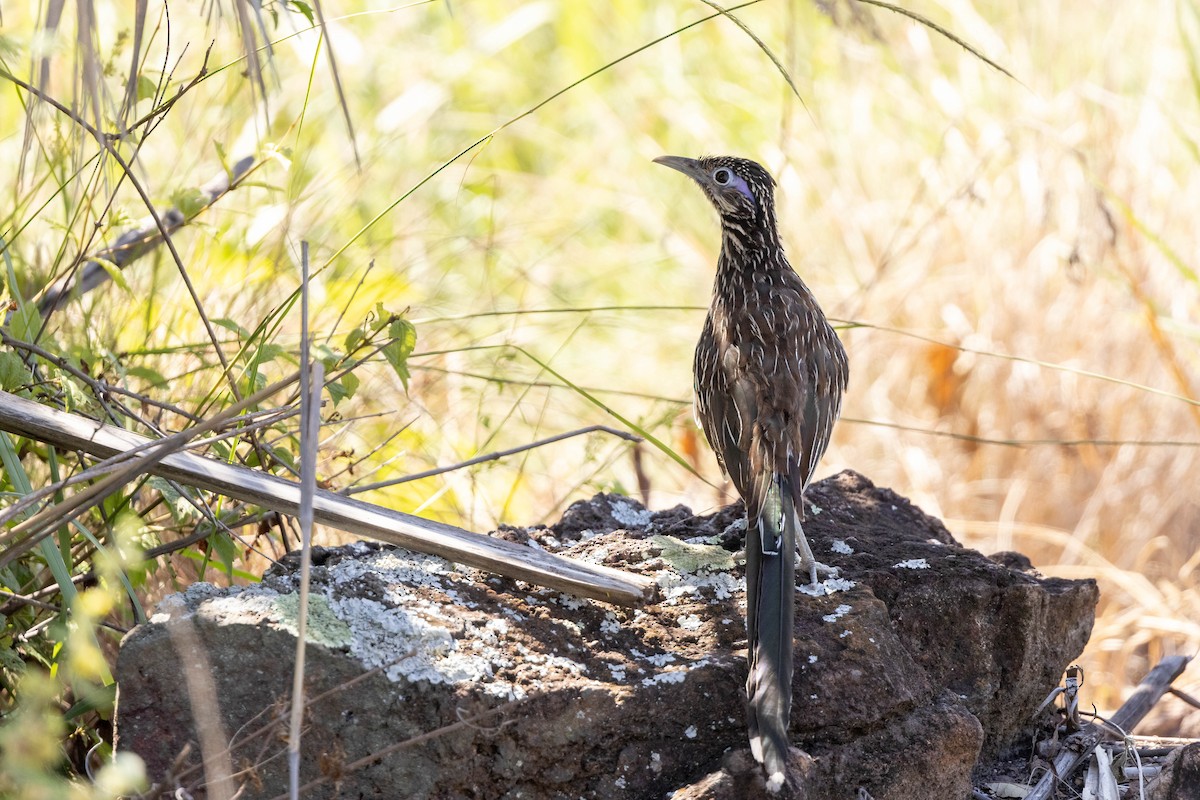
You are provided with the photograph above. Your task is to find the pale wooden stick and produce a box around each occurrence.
[0,389,655,606]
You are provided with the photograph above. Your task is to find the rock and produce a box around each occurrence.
[670,747,817,799]
[1148,743,1200,800]
[114,471,1097,799]
[801,472,1098,757]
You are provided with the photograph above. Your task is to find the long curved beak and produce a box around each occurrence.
[653,155,705,182]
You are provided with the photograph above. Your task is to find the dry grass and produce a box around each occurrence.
[2,0,1197,733]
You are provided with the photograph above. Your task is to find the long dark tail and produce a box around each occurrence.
[745,474,796,791]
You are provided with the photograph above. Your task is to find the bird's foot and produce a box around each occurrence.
[800,558,839,587]
[798,559,843,596]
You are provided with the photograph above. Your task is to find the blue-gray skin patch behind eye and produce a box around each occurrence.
[729,173,756,207]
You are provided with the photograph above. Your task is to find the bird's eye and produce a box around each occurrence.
[713,168,732,185]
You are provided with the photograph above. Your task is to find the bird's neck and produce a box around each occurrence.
[716,217,787,284]
[718,207,782,258]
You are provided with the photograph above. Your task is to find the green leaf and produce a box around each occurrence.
[91,256,133,296]
[270,444,297,472]
[382,317,417,392]
[7,303,42,342]
[170,187,208,219]
[327,370,359,406]
[125,365,168,388]
[147,477,198,524]
[344,325,366,353]
[289,0,316,26]
[239,371,269,396]
[135,73,157,101]
[0,641,26,675]
[0,351,30,391]
[213,318,250,339]
[207,532,238,578]
[253,343,287,364]
[370,301,394,333]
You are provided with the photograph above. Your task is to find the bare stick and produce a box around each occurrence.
[1026,655,1192,800]
[0,390,655,606]
[0,375,302,568]
[289,242,317,800]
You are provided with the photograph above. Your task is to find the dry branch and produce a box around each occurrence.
[0,390,655,606]
[34,155,255,316]
[1026,654,1192,800]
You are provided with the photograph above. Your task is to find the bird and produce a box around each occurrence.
[653,154,849,791]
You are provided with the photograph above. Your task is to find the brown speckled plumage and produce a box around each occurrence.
[655,154,848,790]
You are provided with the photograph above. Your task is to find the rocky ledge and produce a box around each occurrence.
[115,471,1100,799]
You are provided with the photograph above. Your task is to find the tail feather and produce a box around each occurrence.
[745,475,796,791]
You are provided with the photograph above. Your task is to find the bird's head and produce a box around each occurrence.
[653,155,777,226]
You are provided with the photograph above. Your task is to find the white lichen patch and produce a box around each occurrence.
[578,544,610,564]
[609,497,653,529]
[808,503,823,516]
[822,604,852,623]
[352,550,456,588]
[642,670,687,687]
[511,642,588,676]
[330,595,492,686]
[830,539,854,555]
[894,558,930,570]
[599,612,621,636]
[639,657,712,688]
[189,588,282,626]
[167,550,547,699]
[656,570,741,605]
[555,593,587,611]
[799,577,857,597]
[632,649,676,668]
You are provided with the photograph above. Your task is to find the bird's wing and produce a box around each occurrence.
[787,306,850,495]
[694,323,760,507]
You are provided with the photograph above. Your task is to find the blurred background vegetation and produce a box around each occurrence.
[1,0,1198,794]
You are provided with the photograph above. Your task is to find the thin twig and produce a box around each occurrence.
[264,699,530,800]
[853,0,1023,85]
[288,242,319,800]
[343,425,643,496]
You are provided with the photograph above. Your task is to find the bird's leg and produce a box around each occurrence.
[796,521,838,589]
